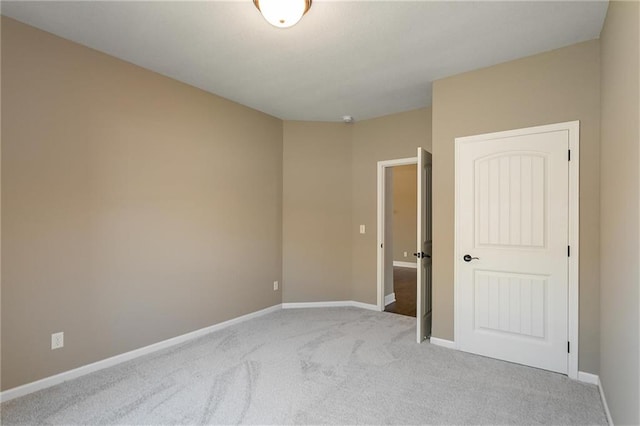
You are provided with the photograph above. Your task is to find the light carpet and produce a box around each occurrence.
[1,307,607,425]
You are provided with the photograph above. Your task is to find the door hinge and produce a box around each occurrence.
[380,243,383,249]
[568,149,571,161]
[568,341,570,353]
[568,246,570,257]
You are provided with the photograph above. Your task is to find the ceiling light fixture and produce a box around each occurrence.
[253,0,312,29]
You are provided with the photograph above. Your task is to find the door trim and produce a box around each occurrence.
[376,156,418,312]
[453,121,580,379]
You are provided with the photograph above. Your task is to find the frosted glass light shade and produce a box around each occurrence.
[253,0,312,29]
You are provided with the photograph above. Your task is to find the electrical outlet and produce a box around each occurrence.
[273,281,279,291]
[404,251,408,257]
[51,332,64,350]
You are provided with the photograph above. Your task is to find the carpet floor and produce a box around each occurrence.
[1,307,607,425]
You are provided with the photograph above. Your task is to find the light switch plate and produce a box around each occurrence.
[359,225,366,234]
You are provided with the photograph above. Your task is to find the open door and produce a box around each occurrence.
[416,147,432,342]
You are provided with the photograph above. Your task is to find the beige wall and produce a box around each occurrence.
[351,108,432,304]
[282,109,431,305]
[431,40,601,374]
[1,18,283,391]
[599,1,640,424]
[392,165,417,263]
[282,122,352,302]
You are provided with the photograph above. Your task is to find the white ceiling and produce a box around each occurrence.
[2,1,608,122]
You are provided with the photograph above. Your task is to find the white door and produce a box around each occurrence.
[455,124,573,374]
[416,147,432,343]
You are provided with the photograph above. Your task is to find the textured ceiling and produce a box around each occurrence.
[2,1,608,122]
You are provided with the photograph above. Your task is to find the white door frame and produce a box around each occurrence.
[454,120,580,379]
[376,156,418,312]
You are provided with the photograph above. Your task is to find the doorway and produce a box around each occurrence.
[377,148,432,343]
[384,164,418,318]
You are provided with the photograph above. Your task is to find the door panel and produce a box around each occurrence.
[456,129,569,374]
[473,271,547,338]
[417,147,432,342]
[476,154,546,248]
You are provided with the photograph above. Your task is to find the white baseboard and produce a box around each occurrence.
[282,301,352,309]
[599,380,614,426]
[350,301,380,311]
[597,377,614,426]
[384,292,396,306]
[575,372,613,425]
[429,337,456,349]
[282,301,380,312]
[577,371,599,385]
[0,304,283,403]
[393,261,417,269]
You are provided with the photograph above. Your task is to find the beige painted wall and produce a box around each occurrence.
[351,108,432,304]
[282,122,352,302]
[392,165,417,263]
[431,40,601,374]
[282,109,431,305]
[1,18,283,391]
[599,1,640,424]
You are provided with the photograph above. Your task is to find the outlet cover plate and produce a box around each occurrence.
[51,332,64,350]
